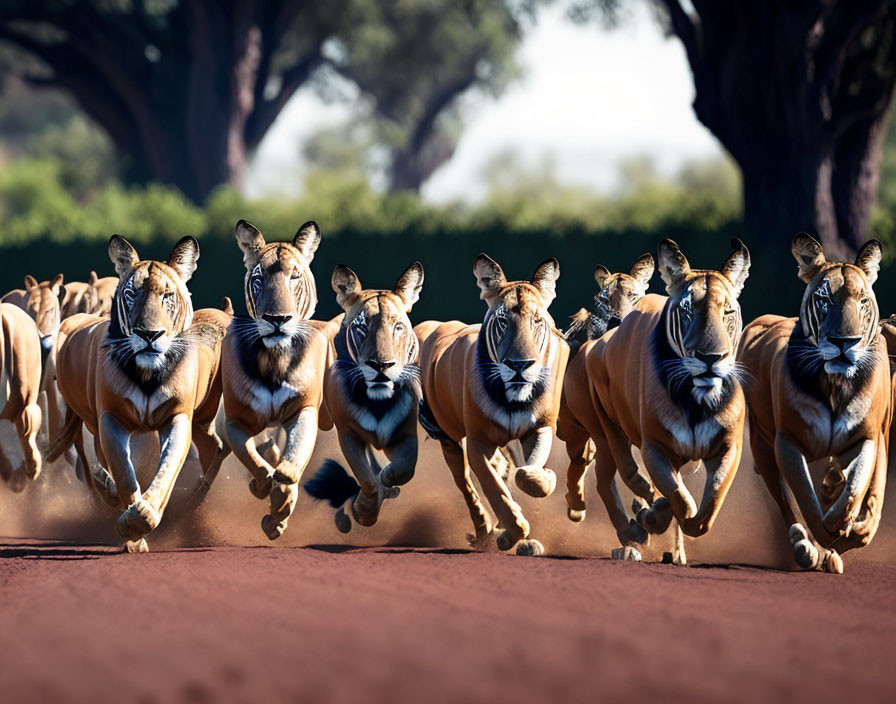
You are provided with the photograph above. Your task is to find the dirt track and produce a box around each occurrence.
[1,541,894,704]
[2,430,896,702]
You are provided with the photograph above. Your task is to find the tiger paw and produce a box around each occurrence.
[248,474,273,499]
[261,514,287,541]
[117,499,160,539]
[125,538,149,554]
[334,507,352,534]
[272,460,301,485]
[514,466,557,498]
[567,507,586,522]
[495,530,518,552]
[611,546,642,562]
[351,491,380,527]
[516,539,545,556]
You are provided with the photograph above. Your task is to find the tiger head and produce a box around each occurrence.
[332,262,424,401]
[108,235,199,371]
[475,254,561,404]
[23,273,66,353]
[658,238,750,407]
[792,232,882,377]
[235,219,320,349]
[594,253,654,330]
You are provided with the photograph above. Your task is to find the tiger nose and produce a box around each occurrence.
[694,351,724,368]
[828,335,861,353]
[262,313,293,328]
[134,327,165,343]
[502,358,536,373]
[367,359,396,373]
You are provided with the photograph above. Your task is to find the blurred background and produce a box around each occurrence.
[2,0,896,324]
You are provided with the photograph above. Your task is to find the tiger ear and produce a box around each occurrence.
[235,220,266,270]
[108,235,139,278]
[791,232,826,283]
[855,239,883,285]
[332,265,362,311]
[293,221,321,263]
[24,275,38,291]
[50,273,64,292]
[167,236,200,283]
[221,296,234,315]
[594,265,611,291]
[721,238,750,297]
[532,258,560,306]
[630,253,655,290]
[474,254,506,307]
[657,239,691,294]
[393,261,424,311]
[88,270,98,286]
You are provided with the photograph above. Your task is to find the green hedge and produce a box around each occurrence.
[2,159,894,325]
[6,223,892,327]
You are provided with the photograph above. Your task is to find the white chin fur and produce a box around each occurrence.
[262,333,291,349]
[824,360,858,377]
[691,376,723,406]
[135,351,166,370]
[366,382,395,400]
[505,382,534,402]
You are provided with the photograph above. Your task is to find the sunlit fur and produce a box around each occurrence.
[737,234,890,572]
[110,260,194,376]
[660,270,746,410]
[337,295,420,402]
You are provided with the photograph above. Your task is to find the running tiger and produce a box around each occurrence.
[416,254,568,556]
[578,238,750,563]
[220,219,332,540]
[304,262,425,532]
[557,253,654,523]
[48,235,229,552]
[738,233,891,573]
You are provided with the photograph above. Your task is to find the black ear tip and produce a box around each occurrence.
[659,238,678,250]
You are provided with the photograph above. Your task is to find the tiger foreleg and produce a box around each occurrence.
[774,434,837,548]
[380,433,417,489]
[823,438,876,537]
[679,441,741,538]
[101,413,154,541]
[14,401,42,482]
[339,431,381,527]
[468,436,531,552]
[639,443,694,535]
[563,425,591,521]
[260,407,319,537]
[141,413,192,520]
[225,418,275,499]
[440,438,492,548]
[514,425,557,498]
[271,406,318,485]
[594,447,646,555]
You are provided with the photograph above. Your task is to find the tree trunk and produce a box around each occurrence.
[660,0,896,255]
[739,145,840,254]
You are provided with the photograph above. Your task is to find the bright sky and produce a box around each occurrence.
[247,2,723,203]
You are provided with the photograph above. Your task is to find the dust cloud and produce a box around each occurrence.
[1,422,894,568]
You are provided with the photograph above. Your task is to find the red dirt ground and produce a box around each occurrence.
[1,542,894,704]
[1,430,895,703]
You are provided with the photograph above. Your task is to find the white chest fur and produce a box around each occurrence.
[661,413,723,460]
[352,389,414,448]
[248,380,300,420]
